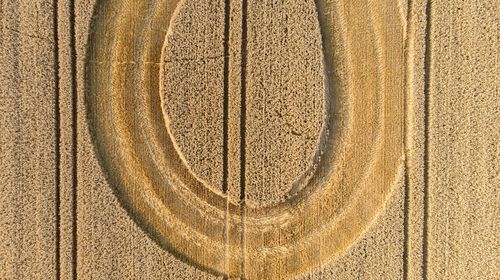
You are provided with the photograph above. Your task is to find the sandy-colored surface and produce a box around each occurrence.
[161,0,326,207]
[1,1,58,278]
[1,0,498,279]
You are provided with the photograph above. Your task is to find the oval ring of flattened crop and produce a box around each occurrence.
[85,0,404,278]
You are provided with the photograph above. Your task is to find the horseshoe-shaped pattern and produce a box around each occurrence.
[85,0,404,278]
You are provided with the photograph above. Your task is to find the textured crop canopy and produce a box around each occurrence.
[85,0,405,278]
[160,0,327,208]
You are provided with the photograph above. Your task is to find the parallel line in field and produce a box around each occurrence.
[69,0,78,278]
[52,0,62,278]
[422,0,433,278]
[222,0,231,278]
[239,0,249,277]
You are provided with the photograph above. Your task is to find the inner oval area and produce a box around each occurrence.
[160,0,327,208]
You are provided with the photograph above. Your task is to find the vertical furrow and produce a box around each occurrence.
[69,0,78,278]
[422,0,433,279]
[52,0,61,278]
[222,0,231,278]
[239,0,249,277]
[222,0,230,196]
[239,0,248,202]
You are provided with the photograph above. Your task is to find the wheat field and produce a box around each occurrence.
[0,0,498,279]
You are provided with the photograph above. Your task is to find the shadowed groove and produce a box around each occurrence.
[403,140,410,280]
[69,0,78,278]
[239,0,249,277]
[52,0,61,278]
[222,0,231,278]
[422,0,433,279]
[239,0,248,203]
[222,0,230,196]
